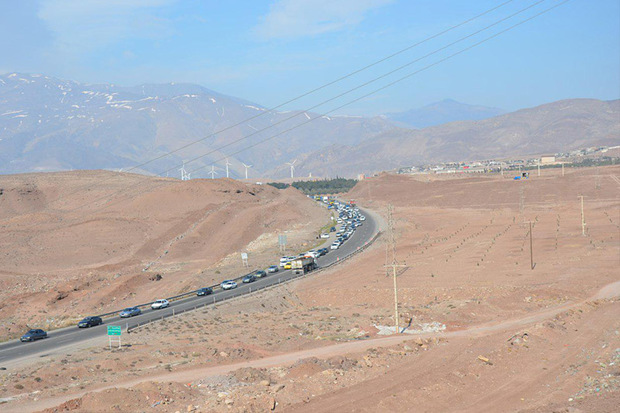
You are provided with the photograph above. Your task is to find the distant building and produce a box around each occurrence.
[357,174,365,180]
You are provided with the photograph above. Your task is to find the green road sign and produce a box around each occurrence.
[107,326,122,336]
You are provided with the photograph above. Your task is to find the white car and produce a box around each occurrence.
[330,242,340,250]
[306,250,320,258]
[221,280,238,290]
[320,233,330,239]
[279,256,295,267]
[151,299,170,310]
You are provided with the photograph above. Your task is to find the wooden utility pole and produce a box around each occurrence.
[579,195,586,236]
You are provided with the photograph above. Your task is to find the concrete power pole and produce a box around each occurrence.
[528,221,535,270]
[384,204,406,334]
[579,195,586,236]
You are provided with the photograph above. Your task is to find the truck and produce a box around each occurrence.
[291,256,317,275]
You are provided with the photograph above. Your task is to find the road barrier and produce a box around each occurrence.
[94,269,258,319]
[126,229,382,333]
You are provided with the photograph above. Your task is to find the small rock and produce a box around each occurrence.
[260,380,271,387]
[187,405,195,412]
[403,345,412,351]
[225,399,234,406]
[219,352,229,358]
[273,384,285,393]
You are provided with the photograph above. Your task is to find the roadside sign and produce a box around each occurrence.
[241,252,248,267]
[107,326,122,336]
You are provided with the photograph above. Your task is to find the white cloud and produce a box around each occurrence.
[254,0,392,40]
[38,0,176,53]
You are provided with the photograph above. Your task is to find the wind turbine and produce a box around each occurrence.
[208,165,218,179]
[225,158,232,178]
[286,159,297,179]
[179,163,189,181]
[242,163,252,180]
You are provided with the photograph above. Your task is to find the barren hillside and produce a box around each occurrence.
[3,166,618,413]
[0,170,329,339]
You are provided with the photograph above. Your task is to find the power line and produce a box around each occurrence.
[104,0,518,176]
[187,0,569,176]
[68,0,571,213]
[177,0,548,175]
[41,1,517,209]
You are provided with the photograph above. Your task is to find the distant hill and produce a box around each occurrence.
[385,99,505,128]
[0,73,395,177]
[293,99,620,177]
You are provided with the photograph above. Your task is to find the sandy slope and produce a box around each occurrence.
[0,171,329,340]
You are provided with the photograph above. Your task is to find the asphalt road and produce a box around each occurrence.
[0,207,377,365]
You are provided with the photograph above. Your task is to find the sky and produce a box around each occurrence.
[0,0,619,115]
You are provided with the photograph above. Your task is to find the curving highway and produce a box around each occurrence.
[0,206,377,366]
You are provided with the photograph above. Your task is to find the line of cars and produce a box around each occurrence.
[330,203,364,251]
[18,200,365,343]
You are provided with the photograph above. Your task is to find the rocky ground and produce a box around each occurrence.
[0,165,618,412]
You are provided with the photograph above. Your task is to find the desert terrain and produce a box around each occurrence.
[0,165,619,412]
[0,170,330,341]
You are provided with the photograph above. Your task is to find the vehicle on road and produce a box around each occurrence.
[254,270,267,278]
[317,248,328,256]
[243,274,256,283]
[331,242,340,250]
[279,256,294,267]
[197,287,213,296]
[20,329,47,342]
[151,299,170,310]
[120,307,142,318]
[267,265,279,273]
[77,316,103,328]
[330,226,336,232]
[291,256,317,275]
[320,233,330,239]
[221,280,237,290]
[283,262,292,270]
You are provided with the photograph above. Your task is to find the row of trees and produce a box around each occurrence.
[268,178,358,195]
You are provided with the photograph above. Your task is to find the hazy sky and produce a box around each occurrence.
[1,0,618,114]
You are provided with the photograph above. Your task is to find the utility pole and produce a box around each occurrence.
[537,160,540,177]
[561,163,565,177]
[579,195,586,236]
[384,205,407,334]
[528,221,535,270]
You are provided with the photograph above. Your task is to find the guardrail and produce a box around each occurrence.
[94,269,258,319]
[125,229,383,333]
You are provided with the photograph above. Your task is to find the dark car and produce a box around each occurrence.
[255,270,267,278]
[20,329,47,342]
[197,287,213,296]
[78,316,103,328]
[243,274,256,283]
[318,248,329,256]
[330,227,336,232]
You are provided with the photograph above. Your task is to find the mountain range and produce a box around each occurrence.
[386,99,505,129]
[296,98,619,177]
[0,73,393,178]
[1,73,618,178]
